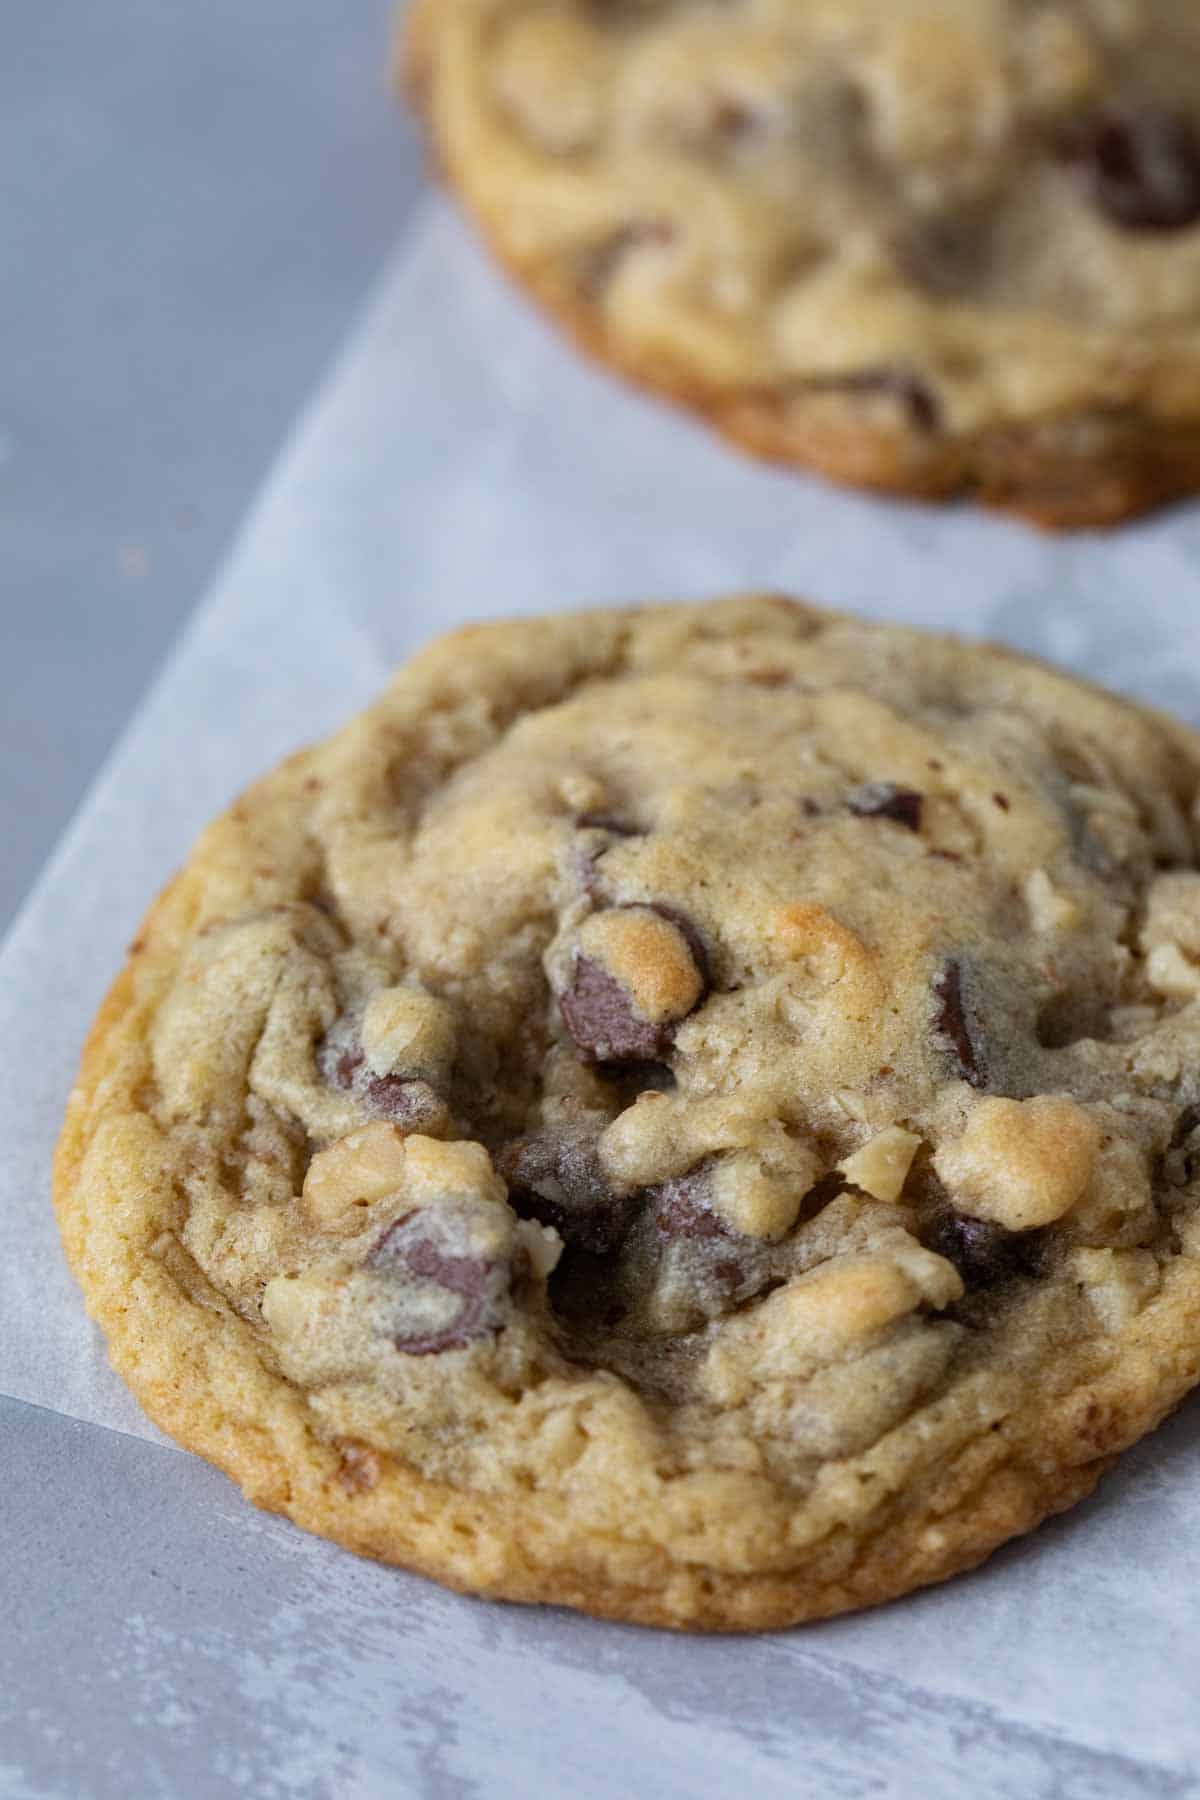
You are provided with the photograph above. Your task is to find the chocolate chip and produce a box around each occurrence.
[848,782,924,832]
[560,905,709,1064]
[362,1074,446,1130]
[369,1215,502,1355]
[652,1167,729,1241]
[932,958,988,1088]
[638,1163,785,1326]
[321,1020,448,1129]
[561,957,672,1064]
[805,367,941,434]
[924,1209,1024,1288]
[500,1129,636,1254]
[1062,106,1200,231]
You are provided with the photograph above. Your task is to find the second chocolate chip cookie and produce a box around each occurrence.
[405,0,1200,525]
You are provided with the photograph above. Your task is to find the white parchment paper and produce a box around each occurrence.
[7,199,1200,1792]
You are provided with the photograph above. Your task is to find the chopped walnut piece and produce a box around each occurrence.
[839,1126,921,1204]
[707,1146,820,1239]
[1141,873,1200,997]
[1067,1134,1156,1249]
[1146,944,1200,999]
[1068,1248,1161,1332]
[1024,868,1080,933]
[303,1121,414,1229]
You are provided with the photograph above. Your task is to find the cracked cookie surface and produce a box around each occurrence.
[54,596,1200,1629]
[404,0,1200,524]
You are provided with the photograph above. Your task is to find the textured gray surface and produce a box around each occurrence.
[0,0,413,936]
[3,1392,1191,1800]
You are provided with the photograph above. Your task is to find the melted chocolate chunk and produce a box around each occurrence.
[640,1164,784,1325]
[560,904,710,1065]
[561,958,673,1063]
[924,1209,1024,1289]
[805,367,941,434]
[1063,106,1200,231]
[369,1215,501,1354]
[933,959,988,1088]
[652,1167,729,1240]
[848,782,924,832]
[323,1034,446,1130]
[501,1128,636,1254]
[362,1074,445,1129]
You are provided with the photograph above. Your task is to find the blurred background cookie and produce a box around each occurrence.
[405,0,1200,525]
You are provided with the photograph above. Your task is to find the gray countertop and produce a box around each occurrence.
[0,0,415,934]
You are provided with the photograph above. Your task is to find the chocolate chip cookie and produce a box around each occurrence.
[54,596,1200,1629]
[404,0,1200,525]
